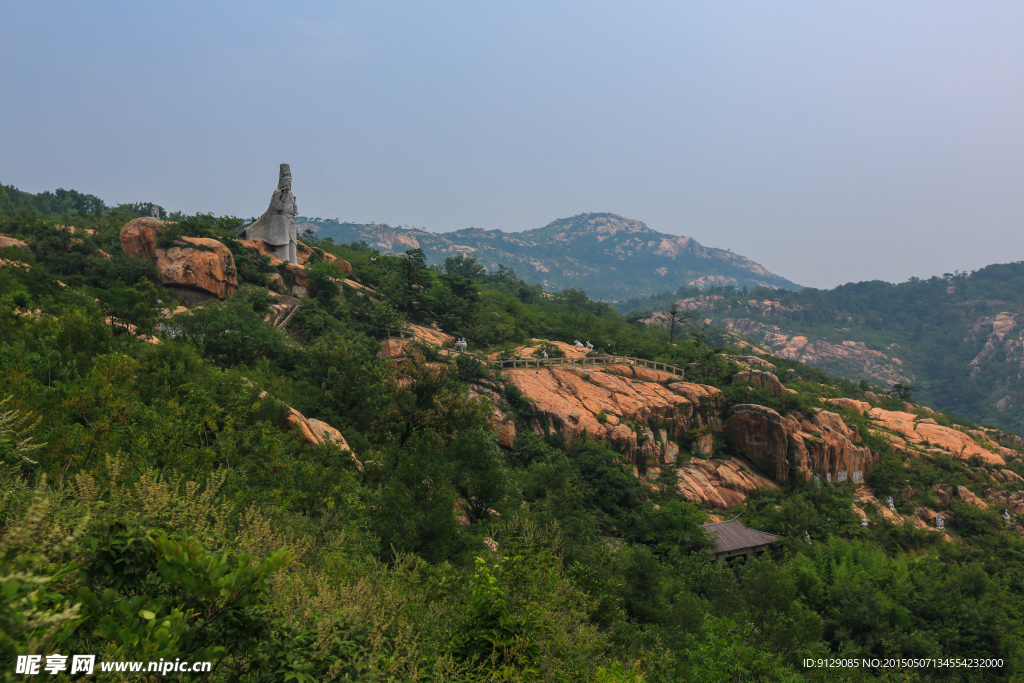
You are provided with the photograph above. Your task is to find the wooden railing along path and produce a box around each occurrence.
[384,328,685,379]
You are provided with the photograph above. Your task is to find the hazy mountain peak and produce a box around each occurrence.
[306,212,800,300]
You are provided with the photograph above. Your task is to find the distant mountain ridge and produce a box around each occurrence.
[619,262,1024,436]
[300,212,800,300]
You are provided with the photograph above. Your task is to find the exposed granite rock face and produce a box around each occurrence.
[786,410,877,484]
[504,366,723,465]
[730,355,777,371]
[378,324,456,358]
[724,405,789,480]
[240,237,354,276]
[380,338,407,358]
[725,404,877,483]
[732,370,793,397]
[827,397,872,414]
[988,491,1024,516]
[468,383,518,449]
[285,406,361,471]
[281,262,308,297]
[239,238,285,266]
[675,457,779,508]
[120,217,162,260]
[0,235,30,250]
[721,318,913,387]
[862,407,1005,465]
[120,218,238,300]
[263,294,302,329]
[156,237,238,300]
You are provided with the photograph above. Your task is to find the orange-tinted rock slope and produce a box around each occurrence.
[120,218,238,301]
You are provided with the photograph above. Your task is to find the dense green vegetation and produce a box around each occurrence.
[619,268,1024,436]
[1,191,1024,680]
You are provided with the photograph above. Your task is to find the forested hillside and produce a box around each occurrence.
[2,188,1024,681]
[300,212,800,300]
[619,267,1024,437]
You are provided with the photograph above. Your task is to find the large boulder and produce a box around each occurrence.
[732,370,793,397]
[120,218,238,300]
[285,407,362,471]
[724,404,790,480]
[119,217,162,260]
[156,237,238,300]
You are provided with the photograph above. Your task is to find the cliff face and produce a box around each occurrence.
[495,358,1023,513]
[503,365,723,466]
[724,404,877,484]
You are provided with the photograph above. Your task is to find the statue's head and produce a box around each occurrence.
[278,163,292,190]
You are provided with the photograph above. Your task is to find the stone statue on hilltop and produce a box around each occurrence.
[242,163,299,264]
[150,206,160,219]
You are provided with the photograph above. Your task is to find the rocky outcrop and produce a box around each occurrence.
[504,366,723,465]
[119,217,162,260]
[380,324,456,358]
[944,485,988,509]
[157,238,238,300]
[263,294,302,329]
[724,405,790,480]
[120,218,238,300]
[675,457,779,508]
[0,235,30,250]
[468,383,518,449]
[732,370,794,397]
[285,407,361,471]
[987,491,1024,516]
[239,238,285,266]
[721,319,913,387]
[295,241,354,275]
[788,410,877,484]
[862,407,1005,465]
[240,237,354,277]
[725,404,877,483]
[730,355,777,371]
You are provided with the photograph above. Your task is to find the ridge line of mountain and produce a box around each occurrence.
[299,211,801,301]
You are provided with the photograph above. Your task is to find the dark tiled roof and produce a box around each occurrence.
[700,518,780,554]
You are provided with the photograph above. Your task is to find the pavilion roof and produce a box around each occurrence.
[700,517,780,554]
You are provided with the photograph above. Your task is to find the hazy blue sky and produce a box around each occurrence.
[2,1,1021,288]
